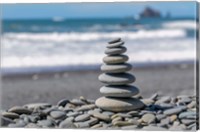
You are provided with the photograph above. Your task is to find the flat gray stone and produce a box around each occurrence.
[103,55,128,64]
[59,118,76,128]
[178,97,192,104]
[74,122,90,128]
[178,111,196,119]
[101,63,132,73]
[105,46,126,55]
[150,93,159,100]
[108,38,121,44]
[99,73,135,85]
[142,126,167,130]
[24,103,51,109]
[74,114,90,122]
[70,99,86,105]
[155,96,171,104]
[91,111,110,122]
[85,117,99,126]
[141,113,156,124]
[156,114,166,121]
[100,85,139,97]
[8,120,27,128]
[163,107,183,116]
[66,111,80,117]
[50,111,66,119]
[2,111,20,119]
[76,104,96,111]
[187,101,196,108]
[37,120,54,127]
[107,41,124,48]
[8,106,32,115]
[95,97,144,112]
[181,119,195,125]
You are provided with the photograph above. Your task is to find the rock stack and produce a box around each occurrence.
[95,38,144,112]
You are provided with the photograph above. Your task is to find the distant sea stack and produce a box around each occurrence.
[95,38,144,112]
[139,6,161,18]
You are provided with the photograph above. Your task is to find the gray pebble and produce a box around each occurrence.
[2,111,20,119]
[1,117,15,126]
[76,104,96,111]
[91,111,110,122]
[8,106,32,115]
[102,111,114,116]
[155,96,171,104]
[74,114,90,122]
[67,111,80,117]
[181,119,195,125]
[156,114,166,121]
[85,117,99,126]
[105,46,126,55]
[178,111,196,119]
[70,99,86,105]
[163,107,183,115]
[141,113,156,124]
[103,55,129,64]
[37,120,54,127]
[121,125,138,129]
[150,93,159,100]
[74,122,90,128]
[59,118,76,128]
[57,99,69,107]
[8,120,26,128]
[108,38,121,44]
[50,111,66,119]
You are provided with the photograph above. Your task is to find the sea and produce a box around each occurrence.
[1,17,197,75]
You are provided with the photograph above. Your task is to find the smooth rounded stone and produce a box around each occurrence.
[187,123,196,129]
[76,104,96,111]
[37,120,54,127]
[159,117,170,127]
[178,97,192,104]
[112,116,122,124]
[74,114,90,122]
[141,98,154,105]
[142,126,167,130]
[70,99,86,105]
[59,119,76,128]
[102,111,114,116]
[155,96,171,104]
[178,111,196,119]
[139,110,155,116]
[100,85,139,97]
[163,107,183,116]
[42,107,58,115]
[74,122,90,128]
[127,119,140,125]
[187,101,196,108]
[169,115,177,122]
[108,38,121,44]
[121,125,138,129]
[66,111,80,117]
[159,103,175,109]
[1,117,15,126]
[103,55,128,64]
[50,111,66,120]
[181,119,195,125]
[57,99,69,107]
[105,46,126,55]
[156,114,166,121]
[8,106,32,115]
[113,121,134,126]
[91,111,110,122]
[2,111,20,119]
[127,111,140,116]
[101,63,132,73]
[90,123,102,129]
[85,117,99,126]
[107,41,124,49]
[112,113,132,118]
[63,107,74,112]
[169,126,185,131]
[99,73,135,85]
[24,103,51,109]
[96,97,144,112]
[141,113,156,124]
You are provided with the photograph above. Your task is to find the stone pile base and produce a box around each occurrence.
[1,93,197,130]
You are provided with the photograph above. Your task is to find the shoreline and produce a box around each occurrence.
[1,62,195,109]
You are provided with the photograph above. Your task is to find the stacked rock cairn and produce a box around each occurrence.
[95,38,144,112]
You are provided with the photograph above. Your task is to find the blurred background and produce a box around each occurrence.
[1,2,197,109]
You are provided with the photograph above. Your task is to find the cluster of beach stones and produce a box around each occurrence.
[96,38,144,112]
[1,94,197,130]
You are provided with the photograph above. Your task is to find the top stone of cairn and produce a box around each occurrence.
[108,38,121,44]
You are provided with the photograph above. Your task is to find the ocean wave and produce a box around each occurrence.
[162,20,197,30]
[2,29,186,43]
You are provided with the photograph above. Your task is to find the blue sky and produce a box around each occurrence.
[2,2,197,19]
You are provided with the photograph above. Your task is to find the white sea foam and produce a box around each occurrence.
[163,20,197,30]
[3,29,186,43]
[1,29,196,71]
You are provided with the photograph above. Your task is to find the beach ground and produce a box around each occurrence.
[1,63,195,109]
